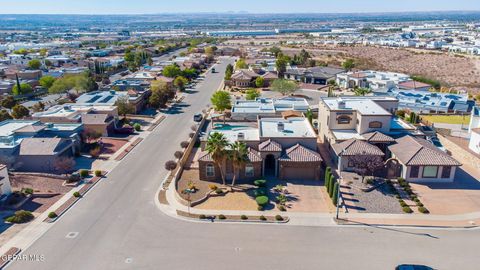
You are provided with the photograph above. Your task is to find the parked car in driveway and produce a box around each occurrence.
[396,265,434,270]
[193,114,203,122]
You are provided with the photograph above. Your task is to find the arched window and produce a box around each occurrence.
[206,164,215,177]
[337,115,351,124]
[369,121,383,128]
[245,164,254,177]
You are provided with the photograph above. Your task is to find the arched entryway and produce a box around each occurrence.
[264,154,276,176]
[385,158,402,178]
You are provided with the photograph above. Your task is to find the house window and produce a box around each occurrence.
[410,166,420,178]
[206,164,215,177]
[245,164,254,177]
[337,115,351,124]
[368,121,383,129]
[422,166,438,178]
[441,166,452,179]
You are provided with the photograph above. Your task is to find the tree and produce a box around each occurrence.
[328,175,335,197]
[0,109,12,121]
[0,96,16,109]
[115,95,135,117]
[149,81,171,108]
[332,182,339,205]
[305,109,313,125]
[53,157,76,175]
[354,87,371,96]
[174,76,188,91]
[225,64,234,79]
[255,76,265,88]
[11,105,30,119]
[165,160,177,171]
[82,129,102,144]
[228,141,249,186]
[235,58,248,69]
[27,59,42,70]
[12,83,33,96]
[31,101,45,112]
[342,59,355,71]
[350,153,384,183]
[275,56,289,77]
[162,64,182,78]
[245,89,260,100]
[210,91,231,123]
[271,79,298,96]
[205,132,229,185]
[39,76,56,89]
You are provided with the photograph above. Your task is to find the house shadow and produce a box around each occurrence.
[20,198,44,212]
[0,212,14,234]
[415,168,480,191]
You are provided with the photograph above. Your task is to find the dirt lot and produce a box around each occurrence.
[100,138,128,155]
[282,45,480,94]
[9,174,73,213]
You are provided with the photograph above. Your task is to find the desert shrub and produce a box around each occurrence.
[174,151,183,159]
[199,214,206,219]
[366,178,374,185]
[6,210,34,223]
[21,188,34,195]
[257,205,264,211]
[253,188,267,197]
[180,141,189,148]
[278,205,286,211]
[413,197,420,203]
[48,212,57,219]
[215,188,223,194]
[416,202,424,207]
[259,215,267,221]
[275,215,284,221]
[164,160,177,171]
[240,215,248,220]
[418,207,430,214]
[218,214,226,220]
[94,170,102,177]
[73,191,81,198]
[253,179,267,187]
[208,184,218,191]
[133,123,141,131]
[402,206,413,213]
[255,196,269,206]
[79,169,89,178]
[399,200,407,207]
[276,194,288,205]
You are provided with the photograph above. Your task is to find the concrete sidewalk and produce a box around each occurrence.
[158,176,480,229]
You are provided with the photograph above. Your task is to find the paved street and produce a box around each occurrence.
[8,57,480,270]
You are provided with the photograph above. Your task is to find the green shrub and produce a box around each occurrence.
[94,170,102,177]
[399,200,407,207]
[5,210,34,223]
[199,214,206,219]
[257,205,264,211]
[259,215,267,221]
[253,188,267,197]
[328,176,336,198]
[218,214,226,220]
[366,178,374,185]
[418,207,430,214]
[73,192,81,198]
[402,206,413,213]
[133,123,141,131]
[255,196,269,206]
[79,169,89,178]
[278,205,286,211]
[22,188,34,195]
[413,197,420,203]
[275,215,284,221]
[253,179,267,187]
[48,212,57,219]
[215,189,223,194]
[240,215,248,220]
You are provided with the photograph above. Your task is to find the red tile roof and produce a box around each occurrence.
[258,139,282,152]
[279,144,322,162]
[332,139,384,156]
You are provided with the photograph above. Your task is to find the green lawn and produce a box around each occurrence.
[421,115,471,125]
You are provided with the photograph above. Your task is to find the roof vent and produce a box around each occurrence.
[277,122,285,132]
[338,98,346,109]
[237,132,245,140]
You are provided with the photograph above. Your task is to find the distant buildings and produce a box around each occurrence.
[231,97,309,121]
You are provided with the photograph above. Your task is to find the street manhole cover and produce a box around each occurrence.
[125,257,133,264]
[66,232,79,238]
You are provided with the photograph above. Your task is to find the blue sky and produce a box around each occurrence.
[0,0,479,14]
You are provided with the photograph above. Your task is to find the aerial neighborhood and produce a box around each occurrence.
[0,10,480,270]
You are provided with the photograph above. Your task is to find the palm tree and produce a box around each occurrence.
[354,87,371,96]
[228,142,249,187]
[205,132,229,185]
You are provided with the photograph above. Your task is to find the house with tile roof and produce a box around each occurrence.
[389,136,461,182]
[198,116,323,182]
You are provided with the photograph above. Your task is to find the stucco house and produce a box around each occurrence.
[198,116,323,183]
[0,164,12,202]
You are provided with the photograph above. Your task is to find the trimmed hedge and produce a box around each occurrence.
[94,170,102,177]
[253,188,267,197]
[259,215,267,221]
[402,206,413,213]
[218,214,226,220]
[73,191,81,198]
[5,210,34,223]
[241,215,248,220]
[418,207,430,214]
[79,169,89,178]
[275,215,284,221]
[332,182,339,205]
[255,196,269,206]
[253,179,267,187]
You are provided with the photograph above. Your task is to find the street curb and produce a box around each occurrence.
[0,247,21,270]
[335,218,479,230]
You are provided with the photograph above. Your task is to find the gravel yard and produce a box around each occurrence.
[342,182,403,214]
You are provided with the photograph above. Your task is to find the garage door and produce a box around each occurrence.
[283,167,316,180]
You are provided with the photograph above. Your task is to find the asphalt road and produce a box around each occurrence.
[8,57,480,270]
